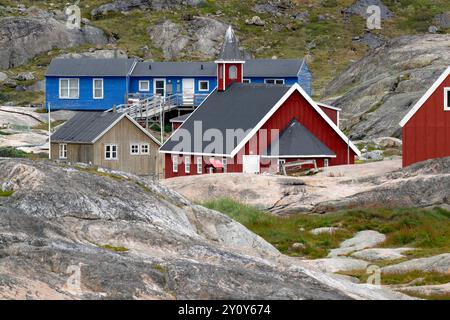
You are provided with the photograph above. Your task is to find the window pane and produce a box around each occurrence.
[447,90,450,108]
[229,66,237,80]
[60,80,69,98]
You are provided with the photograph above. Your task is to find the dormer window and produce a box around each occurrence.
[445,88,450,111]
[229,66,238,80]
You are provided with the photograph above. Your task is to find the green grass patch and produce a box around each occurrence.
[74,165,124,181]
[203,199,450,259]
[97,243,129,252]
[33,120,65,131]
[0,189,14,197]
[0,130,11,135]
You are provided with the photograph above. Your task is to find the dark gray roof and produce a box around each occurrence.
[170,114,190,123]
[51,112,123,143]
[160,83,291,155]
[245,59,305,77]
[132,62,216,77]
[217,26,243,61]
[264,119,335,157]
[46,58,136,76]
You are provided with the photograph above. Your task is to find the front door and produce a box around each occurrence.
[153,79,166,97]
[182,78,195,106]
[243,155,260,174]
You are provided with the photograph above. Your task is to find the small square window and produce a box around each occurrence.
[139,81,150,92]
[141,144,149,154]
[130,144,139,155]
[105,145,118,160]
[199,81,209,91]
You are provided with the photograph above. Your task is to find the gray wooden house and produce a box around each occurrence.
[51,112,163,177]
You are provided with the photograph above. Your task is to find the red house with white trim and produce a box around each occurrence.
[400,67,450,167]
[159,27,360,178]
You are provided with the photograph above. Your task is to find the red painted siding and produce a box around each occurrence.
[319,106,338,126]
[172,122,182,131]
[217,63,243,91]
[403,76,450,167]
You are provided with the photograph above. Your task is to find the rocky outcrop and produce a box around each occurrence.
[58,49,128,60]
[328,231,386,257]
[91,0,205,17]
[0,11,110,69]
[342,0,393,20]
[148,17,227,60]
[0,159,410,299]
[253,0,293,16]
[351,248,414,261]
[382,254,450,274]
[324,34,450,139]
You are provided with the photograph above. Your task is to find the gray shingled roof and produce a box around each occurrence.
[51,112,124,143]
[245,59,305,77]
[132,62,216,77]
[217,26,242,61]
[170,114,190,123]
[264,119,335,157]
[46,58,136,76]
[160,83,291,155]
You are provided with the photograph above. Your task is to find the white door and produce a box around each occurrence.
[182,79,195,106]
[153,79,166,97]
[243,155,260,174]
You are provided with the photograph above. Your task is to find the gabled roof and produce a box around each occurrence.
[51,111,161,145]
[317,102,342,112]
[46,58,136,77]
[264,119,336,158]
[160,83,361,157]
[399,67,450,127]
[132,62,216,77]
[216,26,243,62]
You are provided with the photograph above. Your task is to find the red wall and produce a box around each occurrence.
[217,63,243,91]
[172,122,182,131]
[403,76,450,167]
[319,106,338,126]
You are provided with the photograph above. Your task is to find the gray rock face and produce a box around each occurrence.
[253,0,293,16]
[342,0,393,20]
[148,17,227,60]
[58,49,128,60]
[351,248,414,261]
[15,72,34,81]
[352,32,387,49]
[310,227,343,235]
[91,0,205,17]
[324,34,450,139]
[0,13,110,69]
[303,257,369,273]
[433,12,450,29]
[246,16,266,26]
[381,254,450,274]
[328,230,386,257]
[0,159,388,300]
[0,72,8,82]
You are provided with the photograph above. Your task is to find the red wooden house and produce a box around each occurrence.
[400,67,450,167]
[159,27,360,178]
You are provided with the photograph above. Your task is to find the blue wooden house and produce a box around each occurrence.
[45,30,312,111]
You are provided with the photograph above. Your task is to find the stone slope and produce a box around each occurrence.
[0,159,410,299]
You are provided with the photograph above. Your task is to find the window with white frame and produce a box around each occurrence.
[197,157,202,174]
[105,144,118,160]
[141,144,149,154]
[130,144,139,155]
[59,144,67,159]
[93,78,103,99]
[222,158,227,173]
[277,159,286,173]
[199,80,209,92]
[229,65,238,80]
[324,159,329,167]
[139,80,150,92]
[172,155,178,173]
[59,78,79,99]
[264,79,285,85]
[185,156,191,173]
[243,79,251,83]
[445,88,450,111]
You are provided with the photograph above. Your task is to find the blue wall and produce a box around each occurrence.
[46,76,127,111]
[129,76,218,96]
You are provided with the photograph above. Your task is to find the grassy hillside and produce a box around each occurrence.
[1,0,450,105]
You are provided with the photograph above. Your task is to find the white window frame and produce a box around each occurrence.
[243,79,251,83]
[105,144,118,160]
[141,144,149,155]
[172,155,178,173]
[229,66,238,80]
[185,156,191,174]
[198,80,210,92]
[277,159,286,173]
[93,78,104,99]
[130,144,139,155]
[264,79,285,85]
[153,78,166,96]
[445,87,450,111]
[139,80,150,92]
[59,143,67,159]
[222,158,227,173]
[197,157,202,174]
[59,78,79,99]
[324,159,329,167]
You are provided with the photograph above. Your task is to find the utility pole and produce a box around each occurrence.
[48,102,51,160]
